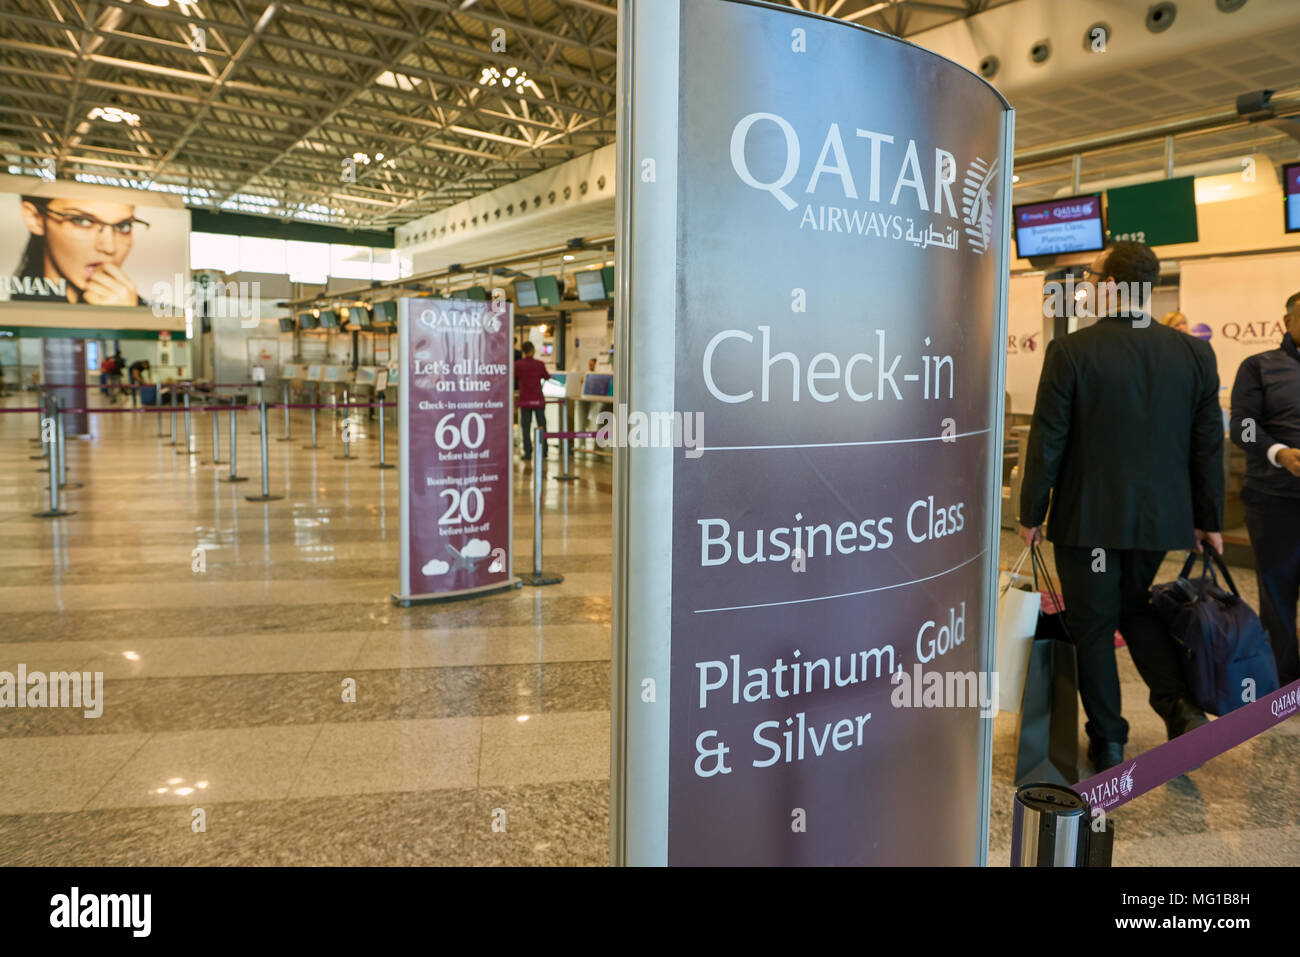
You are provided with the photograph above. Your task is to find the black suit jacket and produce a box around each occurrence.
[1019,316,1224,550]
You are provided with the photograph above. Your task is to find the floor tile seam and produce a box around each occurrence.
[77,730,157,813]
[0,658,615,682]
[282,721,329,800]
[0,706,614,740]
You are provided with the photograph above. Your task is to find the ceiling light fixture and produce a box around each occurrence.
[89,106,140,126]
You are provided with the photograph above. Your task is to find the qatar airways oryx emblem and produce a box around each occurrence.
[1118,761,1136,797]
[961,156,997,255]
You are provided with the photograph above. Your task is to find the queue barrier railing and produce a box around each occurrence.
[4,398,397,517]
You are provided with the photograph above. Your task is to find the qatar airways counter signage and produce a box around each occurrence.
[1285,163,1300,233]
[1013,195,1105,257]
[394,297,515,604]
[612,0,1013,865]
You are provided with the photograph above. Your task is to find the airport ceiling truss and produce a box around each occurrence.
[0,0,622,230]
[0,0,1010,232]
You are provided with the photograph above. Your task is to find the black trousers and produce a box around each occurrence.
[1053,544,1189,745]
[1242,486,1300,685]
[519,406,548,461]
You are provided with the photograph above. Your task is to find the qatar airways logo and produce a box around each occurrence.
[418,305,503,334]
[1271,687,1299,718]
[728,112,998,254]
[1078,760,1138,810]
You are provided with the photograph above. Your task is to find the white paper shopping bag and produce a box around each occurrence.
[995,547,1040,714]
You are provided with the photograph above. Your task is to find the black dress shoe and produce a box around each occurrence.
[1164,698,1209,740]
[1087,739,1124,773]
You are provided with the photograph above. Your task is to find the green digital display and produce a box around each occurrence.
[1105,176,1198,247]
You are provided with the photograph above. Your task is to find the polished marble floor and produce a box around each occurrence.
[1,390,1296,866]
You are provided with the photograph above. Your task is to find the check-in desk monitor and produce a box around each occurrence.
[581,373,614,401]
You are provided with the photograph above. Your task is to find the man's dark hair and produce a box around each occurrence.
[521,341,535,355]
[1102,241,1159,309]
[1286,291,1300,312]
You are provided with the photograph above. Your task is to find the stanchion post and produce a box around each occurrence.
[555,400,577,482]
[54,395,82,490]
[211,401,223,465]
[245,399,283,502]
[278,381,293,441]
[168,387,178,446]
[34,397,74,518]
[29,391,50,460]
[155,386,164,436]
[178,390,195,456]
[303,383,321,450]
[372,397,395,470]
[336,407,356,461]
[222,395,248,483]
[523,428,563,586]
[250,384,264,434]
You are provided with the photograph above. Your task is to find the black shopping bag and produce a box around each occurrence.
[1013,546,1079,786]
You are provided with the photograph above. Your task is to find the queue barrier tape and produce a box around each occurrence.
[1072,677,1300,815]
[0,402,396,415]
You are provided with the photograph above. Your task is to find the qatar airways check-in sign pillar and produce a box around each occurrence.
[395,297,515,604]
[611,0,1014,865]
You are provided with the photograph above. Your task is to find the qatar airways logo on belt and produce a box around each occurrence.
[728,112,998,254]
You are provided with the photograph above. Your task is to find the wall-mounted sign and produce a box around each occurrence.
[0,189,190,307]
[612,0,1013,866]
[1106,176,1198,247]
[394,298,516,604]
[1284,162,1300,234]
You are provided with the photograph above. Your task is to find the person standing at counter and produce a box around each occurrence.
[128,358,152,407]
[1230,291,1300,685]
[1019,241,1224,773]
[515,341,550,464]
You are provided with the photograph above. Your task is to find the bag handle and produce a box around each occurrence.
[1178,549,1217,586]
[1029,543,1074,643]
[1000,546,1031,597]
[1202,541,1240,597]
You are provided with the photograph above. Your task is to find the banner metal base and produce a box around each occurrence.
[391,579,521,606]
[521,571,564,587]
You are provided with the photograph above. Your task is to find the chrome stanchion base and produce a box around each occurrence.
[554,473,578,482]
[244,494,284,502]
[371,462,396,470]
[50,482,84,490]
[221,475,250,483]
[521,571,564,587]
[33,508,76,518]
[29,451,48,460]
[335,453,358,460]
[276,437,294,442]
[301,443,322,450]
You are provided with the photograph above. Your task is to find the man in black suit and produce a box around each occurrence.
[1019,241,1225,772]
[1230,291,1300,684]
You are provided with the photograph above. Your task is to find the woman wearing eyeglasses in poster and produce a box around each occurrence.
[13,196,148,305]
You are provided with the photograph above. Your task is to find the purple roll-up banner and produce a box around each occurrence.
[611,0,1015,865]
[394,297,517,604]
[1075,679,1300,815]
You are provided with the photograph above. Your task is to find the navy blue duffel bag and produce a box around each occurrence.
[1150,546,1279,716]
